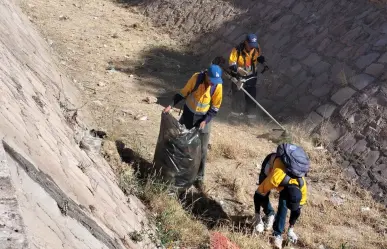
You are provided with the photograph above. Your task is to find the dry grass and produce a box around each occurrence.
[140,181,210,248]
[205,122,387,249]
[216,227,271,249]
[103,140,209,248]
[208,123,272,162]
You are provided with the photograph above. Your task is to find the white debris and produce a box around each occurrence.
[361,207,370,212]
[135,115,148,121]
[92,100,103,106]
[121,109,134,116]
[143,96,157,104]
[59,15,69,21]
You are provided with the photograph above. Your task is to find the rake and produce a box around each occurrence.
[211,56,290,141]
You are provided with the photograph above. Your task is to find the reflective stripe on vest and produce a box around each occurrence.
[184,72,217,115]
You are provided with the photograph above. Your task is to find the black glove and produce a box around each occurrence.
[257,56,265,64]
[229,65,238,78]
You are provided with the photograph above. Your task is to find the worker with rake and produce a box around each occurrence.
[253,143,310,249]
[228,33,268,124]
[163,64,223,190]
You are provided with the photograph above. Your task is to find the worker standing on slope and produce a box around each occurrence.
[253,143,310,249]
[163,64,223,191]
[228,33,267,124]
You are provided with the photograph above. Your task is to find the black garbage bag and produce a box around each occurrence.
[153,112,202,189]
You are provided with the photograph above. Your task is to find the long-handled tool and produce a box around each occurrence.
[226,74,286,132]
[229,76,286,131]
[211,56,288,134]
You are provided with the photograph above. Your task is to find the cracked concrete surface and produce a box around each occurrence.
[0,0,155,248]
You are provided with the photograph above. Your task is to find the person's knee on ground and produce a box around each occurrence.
[244,85,258,122]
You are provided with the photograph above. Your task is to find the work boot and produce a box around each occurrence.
[273,235,283,249]
[264,214,275,231]
[252,213,264,233]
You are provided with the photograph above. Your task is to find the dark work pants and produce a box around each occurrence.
[272,190,302,236]
[254,191,275,217]
[231,83,245,114]
[255,165,301,235]
[230,77,257,115]
[244,85,257,116]
[197,130,210,181]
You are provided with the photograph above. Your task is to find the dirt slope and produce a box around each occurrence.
[19,0,387,249]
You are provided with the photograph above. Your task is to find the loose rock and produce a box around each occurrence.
[135,115,148,121]
[59,15,69,21]
[121,109,134,116]
[92,100,103,106]
[361,207,370,212]
[143,96,157,104]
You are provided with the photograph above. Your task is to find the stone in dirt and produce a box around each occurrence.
[135,115,148,121]
[121,109,134,116]
[59,15,69,21]
[143,96,157,104]
[330,195,345,206]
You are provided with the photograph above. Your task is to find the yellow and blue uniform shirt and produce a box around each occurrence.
[229,45,261,76]
[172,72,223,130]
[258,158,307,206]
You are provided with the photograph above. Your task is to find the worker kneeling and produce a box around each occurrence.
[253,143,310,249]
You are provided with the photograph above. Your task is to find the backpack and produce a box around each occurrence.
[277,143,310,188]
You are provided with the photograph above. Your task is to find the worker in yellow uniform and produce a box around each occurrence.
[228,33,267,124]
[253,144,310,249]
[163,64,223,190]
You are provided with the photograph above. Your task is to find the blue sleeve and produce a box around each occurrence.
[204,108,217,123]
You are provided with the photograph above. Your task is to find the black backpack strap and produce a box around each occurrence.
[235,43,244,67]
[280,175,304,189]
[279,175,291,186]
[251,49,256,74]
[297,178,304,189]
[189,71,206,95]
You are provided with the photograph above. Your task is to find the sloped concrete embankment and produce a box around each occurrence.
[0,0,155,248]
[131,0,387,204]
